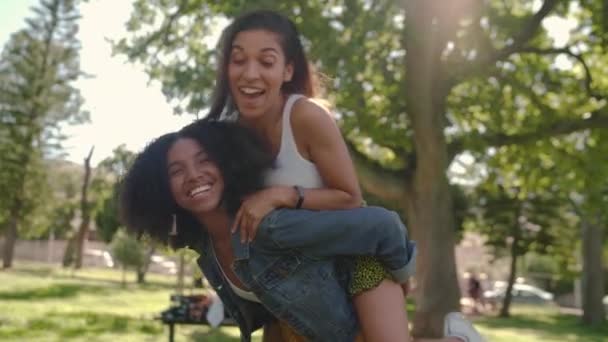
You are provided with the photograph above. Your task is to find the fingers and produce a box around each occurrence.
[231,207,243,233]
[248,216,262,242]
[232,202,262,243]
[240,214,251,243]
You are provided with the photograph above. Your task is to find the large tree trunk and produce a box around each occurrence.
[581,218,605,326]
[74,147,94,269]
[405,1,460,337]
[500,228,520,318]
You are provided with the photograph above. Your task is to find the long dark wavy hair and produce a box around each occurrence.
[119,120,273,249]
[207,9,320,120]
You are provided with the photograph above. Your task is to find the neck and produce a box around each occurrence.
[195,207,232,242]
[239,93,287,139]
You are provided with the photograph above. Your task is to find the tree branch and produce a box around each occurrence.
[450,106,608,154]
[518,46,602,98]
[126,0,188,60]
[346,140,408,202]
[451,0,559,82]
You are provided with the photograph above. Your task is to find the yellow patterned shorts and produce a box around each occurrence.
[349,256,392,295]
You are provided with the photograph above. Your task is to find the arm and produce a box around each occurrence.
[234,99,364,241]
[288,98,363,209]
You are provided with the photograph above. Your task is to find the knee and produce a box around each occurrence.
[367,207,406,235]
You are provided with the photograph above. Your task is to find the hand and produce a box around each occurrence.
[232,188,282,243]
[401,280,410,298]
[189,295,212,320]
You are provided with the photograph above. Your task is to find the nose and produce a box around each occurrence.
[243,60,260,81]
[183,163,201,183]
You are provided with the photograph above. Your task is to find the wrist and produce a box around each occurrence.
[273,186,298,208]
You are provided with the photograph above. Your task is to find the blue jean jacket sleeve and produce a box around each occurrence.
[256,206,416,283]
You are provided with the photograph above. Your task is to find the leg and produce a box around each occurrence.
[262,320,285,342]
[353,279,410,342]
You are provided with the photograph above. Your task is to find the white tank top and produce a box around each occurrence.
[264,94,325,188]
[212,244,261,303]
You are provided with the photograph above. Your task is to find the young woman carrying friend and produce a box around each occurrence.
[205,9,483,342]
[121,120,413,341]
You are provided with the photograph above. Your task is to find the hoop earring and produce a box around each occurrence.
[169,214,178,236]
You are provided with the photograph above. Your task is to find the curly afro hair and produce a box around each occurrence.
[119,119,273,249]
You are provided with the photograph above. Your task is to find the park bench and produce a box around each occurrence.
[158,294,237,342]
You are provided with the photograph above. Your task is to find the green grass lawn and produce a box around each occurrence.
[474,306,608,342]
[0,262,261,342]
[0,262,606,341]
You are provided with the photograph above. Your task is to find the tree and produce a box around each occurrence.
[71,146,94,269]
[110,229,146,287]
[92,145,135,243]
[93,145,157,283]
[468,165,564,317]
[0,0,87,268]
[115,0,608,335]
[554,130,608,326]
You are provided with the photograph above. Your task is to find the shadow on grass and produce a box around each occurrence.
[190,329,242,342]
[475,310,608,342]
[0,311,162,339]
[9,267,175,291]
[0,283,110,300]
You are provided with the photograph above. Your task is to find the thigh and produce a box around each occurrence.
[353,279,411,342]
[262,320,286,342]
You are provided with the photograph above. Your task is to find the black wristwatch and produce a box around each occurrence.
[293,185,304,209]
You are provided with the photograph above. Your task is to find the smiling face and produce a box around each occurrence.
[167,138,225,215]
[228,29,294,120]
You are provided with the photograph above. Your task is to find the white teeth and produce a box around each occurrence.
[240,87,263,95]
[189,185,211,197]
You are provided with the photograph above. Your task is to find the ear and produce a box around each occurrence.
[283,62,294,82]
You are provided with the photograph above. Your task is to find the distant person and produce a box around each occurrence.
[468,275,482,314]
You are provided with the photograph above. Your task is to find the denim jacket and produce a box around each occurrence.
[196,206,416,342]
[194,239,275,342]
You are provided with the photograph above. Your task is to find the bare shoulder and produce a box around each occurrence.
[290,97,336,131]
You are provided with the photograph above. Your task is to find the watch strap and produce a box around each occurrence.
[293,185,304,209]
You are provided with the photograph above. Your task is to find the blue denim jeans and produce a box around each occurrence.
[231,206,417,341]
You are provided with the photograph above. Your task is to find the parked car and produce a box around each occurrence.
[603,295,608,313]
[483,282,554,306]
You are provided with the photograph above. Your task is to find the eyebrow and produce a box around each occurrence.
[231,45,279,54]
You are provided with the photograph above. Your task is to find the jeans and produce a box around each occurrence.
[232,206,417,341]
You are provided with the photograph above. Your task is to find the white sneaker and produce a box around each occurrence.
[443,312,485,342]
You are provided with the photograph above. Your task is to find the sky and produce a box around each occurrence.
[0,1,576,168]
[0,0,197,166]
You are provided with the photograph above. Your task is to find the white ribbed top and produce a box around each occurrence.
[264,94,325,189]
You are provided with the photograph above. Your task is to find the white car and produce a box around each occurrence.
[483,282,554,306]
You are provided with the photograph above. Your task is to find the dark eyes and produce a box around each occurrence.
[230,57,275,67]
[231,58,245,65]
[197,157,211,165]
[168,168,183,177]
[261,60,274,67]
